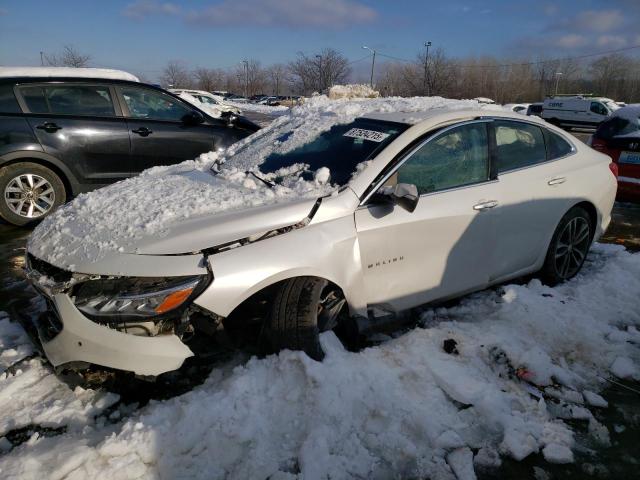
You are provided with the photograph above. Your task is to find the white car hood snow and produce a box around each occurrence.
[27,160,333,273]
[132,197,317,255]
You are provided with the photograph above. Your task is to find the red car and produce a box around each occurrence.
[591,105,640,202]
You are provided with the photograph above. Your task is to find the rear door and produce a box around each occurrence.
[17,83,131,187]
[116,85,223,173]
[489,120,576,282]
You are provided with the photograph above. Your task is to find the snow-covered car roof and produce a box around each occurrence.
[611,104,640,120]
[28,95,504,269]
[0,66,139,82]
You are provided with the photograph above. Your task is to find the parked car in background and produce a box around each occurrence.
[591,105,640,201]
[249,94,267,102]
[542,95,620,129]
[526,103,543,117]
[258,96,280,106]
[504,103,530,114]
[25,108,616,376]
[227,95,249,103]
[0,67,260,226]
[168,89,242,115]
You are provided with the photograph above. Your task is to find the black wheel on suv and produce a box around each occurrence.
[268,277,346,360]
[0,162,66,226]
[540,206,592,286]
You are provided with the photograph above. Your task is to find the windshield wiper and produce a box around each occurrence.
[248,171,275,188]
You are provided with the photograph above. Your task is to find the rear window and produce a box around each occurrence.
[0,84,21,113]
[19,85,116,116]
[544,129,573,159]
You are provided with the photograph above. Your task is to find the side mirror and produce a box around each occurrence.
[182,110,205,125]
[392,183,419,212]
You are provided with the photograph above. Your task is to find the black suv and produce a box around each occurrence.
[0,76,260,225]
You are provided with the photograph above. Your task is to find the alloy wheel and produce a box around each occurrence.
[4,173,56,219]
[554,217,590,279]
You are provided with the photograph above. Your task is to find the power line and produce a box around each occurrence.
[347,53,373,65]
[376,43,640,69]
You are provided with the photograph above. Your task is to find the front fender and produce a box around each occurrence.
[193,215,368,317]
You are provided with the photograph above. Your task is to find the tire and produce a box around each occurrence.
[540,206,593,286]
[268,277,346,361]
[0,162,66,226]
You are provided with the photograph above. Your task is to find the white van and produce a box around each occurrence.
[542,95,620,129]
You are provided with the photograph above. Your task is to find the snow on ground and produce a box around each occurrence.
[28,95,498,270]
[0,244,638,479]
[225,100,289,115]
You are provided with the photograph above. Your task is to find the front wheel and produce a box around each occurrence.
[0,162,66,226]
[540,207,592,286]
[268,277,346,360]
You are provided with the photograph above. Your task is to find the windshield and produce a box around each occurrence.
[243,118,407,187]
[604,100,621,112]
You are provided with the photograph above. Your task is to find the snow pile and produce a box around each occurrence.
[329,84,380,99]
[28,95,497,270]
[0,245,638,479]
[176,91,222,118]
[0,67,139,82]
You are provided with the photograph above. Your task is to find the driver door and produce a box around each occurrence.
[117,86,216,173]
[355,121,499,312]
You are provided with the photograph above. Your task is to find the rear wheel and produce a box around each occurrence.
[268,277,346,360]
[540,207,592,286]
[0,162,66,226]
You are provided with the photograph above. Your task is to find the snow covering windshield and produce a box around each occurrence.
[226,118,407,187]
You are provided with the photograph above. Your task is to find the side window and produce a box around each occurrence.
[590,102,607,115]
[0,85,22,113]
[396,123,489,195]
[543,129,573,159]
[42,85,116,116]
[19,86,49,113]
[494,120,546,173]
[120,87,191,121]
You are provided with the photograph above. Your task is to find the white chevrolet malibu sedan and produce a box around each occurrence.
[25,103,617,376]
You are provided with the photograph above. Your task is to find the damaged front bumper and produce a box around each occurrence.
[41,293,194,376]
[24,253,210,376]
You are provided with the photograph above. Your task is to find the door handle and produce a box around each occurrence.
[132,127,153,137]
[473,200,498,211]
[36,122,62,133]
[547,177,566,186]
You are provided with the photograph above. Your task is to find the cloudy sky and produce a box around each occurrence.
[1,0,638,81]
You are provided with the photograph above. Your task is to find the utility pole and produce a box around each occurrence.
[40,51,44,66]
[554,72,563,96]
[315,54,323,92]
[362,46,376,88]
[423,41,432,96]
[241,60,249,98]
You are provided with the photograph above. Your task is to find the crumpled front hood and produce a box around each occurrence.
[133,197,317,255]
[27,159,333,273]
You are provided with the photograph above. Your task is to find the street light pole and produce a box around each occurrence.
[362,46,376,88]
[242,60,249,98]
[315,54,323,92]
[423,41,432,96]
[554,72,563,96]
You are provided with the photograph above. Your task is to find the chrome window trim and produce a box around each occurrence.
[360,118,493,206]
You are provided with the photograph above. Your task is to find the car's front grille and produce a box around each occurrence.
[26,253,72,283]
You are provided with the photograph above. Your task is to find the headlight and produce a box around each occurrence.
[73,275,209,322]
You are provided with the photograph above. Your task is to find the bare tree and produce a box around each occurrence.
[234,59,266,97]
[194,67,225,91]
[289,48,350,94]
[44,45,91,68]
[267,64,288,96]
[161,60,193,88]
